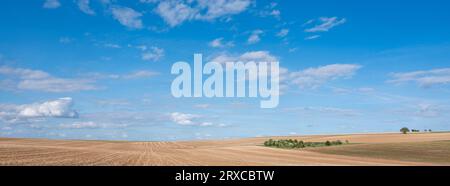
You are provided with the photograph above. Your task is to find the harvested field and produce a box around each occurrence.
[1,132,450,166]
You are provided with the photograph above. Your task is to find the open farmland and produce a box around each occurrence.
[1,132,450,166]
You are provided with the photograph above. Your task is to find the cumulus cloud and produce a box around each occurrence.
[43,0,61,9]
[111,6,143,29]
[154,0,198,27]
[18,98,78,118]
[304,17,346,32]
[77,0,96,15]
[149,0,252,27]
[388,68,450,88]
[247,29,263,44]
[288,64,361,89]
[0,98,78,124]
[0,66,97,92]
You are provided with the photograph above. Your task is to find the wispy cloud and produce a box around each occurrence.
[84,70,160,80]
[141,46,165,62]
[59,37,74,44]
[247,29,263,44]
[276,29,289,37]
[284,106,360,117]
[209,38,234,48]
[170,112,227,127]
[304,17,346,32]
[257,2,281,19]
[77,0,96,15]
[288,64,361,89]
[304,35,321,40]
[43,0,61,9]
[209,50,278,64]
[59,121,101,129]
[388,68,450,88]
[0,66,98,92]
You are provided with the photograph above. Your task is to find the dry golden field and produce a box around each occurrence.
[1,132,450,166]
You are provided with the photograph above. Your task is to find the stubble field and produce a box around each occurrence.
[1,132,450,166]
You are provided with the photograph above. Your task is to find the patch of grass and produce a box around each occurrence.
[263,139,348,149]
[309,140,450,164]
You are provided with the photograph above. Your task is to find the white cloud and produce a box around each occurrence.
[304,17,346,32]
[270,10,280,18]
[103,43,121,48]
[59,121,100,129]
[17,78,96,92]
[0,66,97,92]
[288,64,361,89]
[170,112,199,125]
[257,2,280,19]
[111,6,143,29]
[123,70,160,79]
[305,35,320,40]
[416,103,441,118]
[169,112,225,127]
[388,68,450,88]
[196,0,252,20]
[284,106,360,117]
[332,87,375,94]
[77,0,96,15]
[209,38,223,48]
[43,0,61,9]
[59,37,74,44]
[288,48,298,53]
[247,29,263,44]
[141,46,165,61]
[18,97,78,118]
[194,104,210,108]
[276,29,289,37]
[210,51,278,64]
[239,51,277,62]
[151,0,252,27]
[209,38,234,48]
[84,70,159,80]
[155,0,198,27]
[0,98,78,124]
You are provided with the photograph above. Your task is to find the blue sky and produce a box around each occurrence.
[1,0,450,141]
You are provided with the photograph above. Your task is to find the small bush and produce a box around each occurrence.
[263,139,347,149]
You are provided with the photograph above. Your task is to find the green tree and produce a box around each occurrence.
[400,127,410,134]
